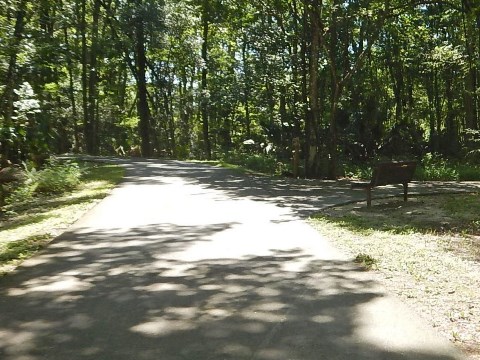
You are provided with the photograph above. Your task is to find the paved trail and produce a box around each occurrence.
[1,160,474,360]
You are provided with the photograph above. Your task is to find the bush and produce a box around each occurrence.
[343,163,372,179]
[34,160,81,194]
[415,153,459,181]
[5,159,82,207]
[457,164,480,181]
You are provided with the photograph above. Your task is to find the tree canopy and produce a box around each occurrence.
[1,0,479,178]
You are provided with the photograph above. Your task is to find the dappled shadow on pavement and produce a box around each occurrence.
[0,158,469,359]
[116,160,360,217]
[117,159,480,218]
[0,222,459,360]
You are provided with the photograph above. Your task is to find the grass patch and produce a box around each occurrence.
[0,162,125,275]
[312,213,375,235]
[190,159,274,177]
[314,194,480,236]
[0,234,51,264]
[309,194,480,355]
[81,163,125,184]
[0,214,53,231]
[442,194,480,219]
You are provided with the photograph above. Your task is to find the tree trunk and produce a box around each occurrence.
[201,1,211,160]
[445,67,457,154]
[85,0,101,154]
[242,35,251,139]
[290,0,301,138]
[0,0,28,160]
[80,0,89,153]
[425,73,437,151]
[63,26,80,152]
[135,8,152,157]
[462,1,478,129]
[305,2,321,178]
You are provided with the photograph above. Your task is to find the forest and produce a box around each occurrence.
[1,0,479,179]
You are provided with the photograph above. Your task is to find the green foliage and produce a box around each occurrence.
[1,0,480,176]
[343,163,372,179]
[414,154,480,181]
[344,155,480,182]
[354,253,378,270]
[456,164,480,181]
[4,182,35,207]
[463,129,480,164]
[442,194,480,229]
[415,153,459,181]
[34,160,82,194]
[222,152,289,175]
[5,159,82,206]
[0,234,51,264]
[0,161,125,274]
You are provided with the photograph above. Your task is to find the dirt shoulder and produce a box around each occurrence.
[310,194,480,360]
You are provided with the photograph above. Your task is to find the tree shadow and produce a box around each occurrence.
[115,159,480,218]
[0,223,461,359]
[0,158,468,359]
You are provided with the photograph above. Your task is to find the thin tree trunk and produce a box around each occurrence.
[85,0,101,154]
[201,1,211,160]
[63,26,80,152]
[135,8,152,157]
[462,1,478,129]
[445,67,457,154]
[290,0,301,138]
[80,0,89,153]
[242,35,251,139]
[0,0,28,160]
[305,1,321,178]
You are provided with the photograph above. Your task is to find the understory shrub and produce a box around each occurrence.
[415,153,459,181]
[34,160,81,194]
[456,164,480,181]
[344,153,480,181]
[5,159,82,206]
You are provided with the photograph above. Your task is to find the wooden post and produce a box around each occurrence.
[293,137,300,178]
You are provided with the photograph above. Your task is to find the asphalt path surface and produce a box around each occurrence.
[1,159,476,360]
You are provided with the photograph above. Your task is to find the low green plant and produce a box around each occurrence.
[442,193,480,234]
[1,161,124,274]
[354,253,378,270]
[5,158,82,208]
[0,234,51,264]
[221,152,289,175]
[415,153,459,181]
[34,159,82,194]
[456,164,480,181]
[343,163,372,179]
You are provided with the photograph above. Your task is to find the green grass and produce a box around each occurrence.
[314,193,480,237]
[81,163,125,184]
[0,234,51,263]
[0,162,125,275]
[309,193,480,350]
[442,193,480,217]
[0,214,53,232]
[312,213,375,235]
[344,157,480,182]
[441,193,480,233]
